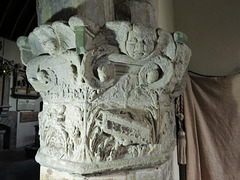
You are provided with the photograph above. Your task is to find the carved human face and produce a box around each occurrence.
[126,28,155,60]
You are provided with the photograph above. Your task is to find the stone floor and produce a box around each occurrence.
[0,147,40,180]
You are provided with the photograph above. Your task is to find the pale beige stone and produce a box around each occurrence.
[40,155,174,180]
[16,36,35,66]
[114,0,156,28]
[18,10,191,177]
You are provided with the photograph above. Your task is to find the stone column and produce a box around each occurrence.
[36,0,115,26]
[17,0,191,179]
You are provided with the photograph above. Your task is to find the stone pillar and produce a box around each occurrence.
[36,0,115,26]
[155,0,174,32]
[17,0,191,179]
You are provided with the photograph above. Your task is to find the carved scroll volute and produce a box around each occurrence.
[17,15,191,175]
[82,45,119,90]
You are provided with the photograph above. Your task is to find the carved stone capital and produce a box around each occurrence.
[18,15,191,175]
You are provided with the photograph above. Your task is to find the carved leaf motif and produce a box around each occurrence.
[18,15,191,174]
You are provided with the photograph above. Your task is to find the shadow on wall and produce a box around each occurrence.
[0,159,40,180]
[0,124,10,149]
[45,0,153,27]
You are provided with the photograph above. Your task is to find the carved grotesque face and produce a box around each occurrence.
[126,26,156,60]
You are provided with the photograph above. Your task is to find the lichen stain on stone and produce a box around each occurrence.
[47,168,53,175]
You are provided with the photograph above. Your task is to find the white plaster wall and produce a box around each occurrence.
[0,37,41,148]
[173,0,240,76]
[16,113,38,147]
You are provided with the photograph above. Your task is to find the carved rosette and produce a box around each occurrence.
[17,16,191,175]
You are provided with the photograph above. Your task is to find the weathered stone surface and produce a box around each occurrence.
[114,0,156,28]
[18,13,191,175]
[37,0,156,27]
[17,36,34,66]
[40,154,174,180]
[37,0,115,26]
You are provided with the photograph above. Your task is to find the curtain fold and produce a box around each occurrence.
[184,74,240,180]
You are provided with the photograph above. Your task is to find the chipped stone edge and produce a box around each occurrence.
[36,142,176,176]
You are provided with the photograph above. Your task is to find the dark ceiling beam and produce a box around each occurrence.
[24,13,37,36]
[0,0,14,28]
[9,0,31,40]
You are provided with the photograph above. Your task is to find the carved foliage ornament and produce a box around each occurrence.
[17,16,191,175]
